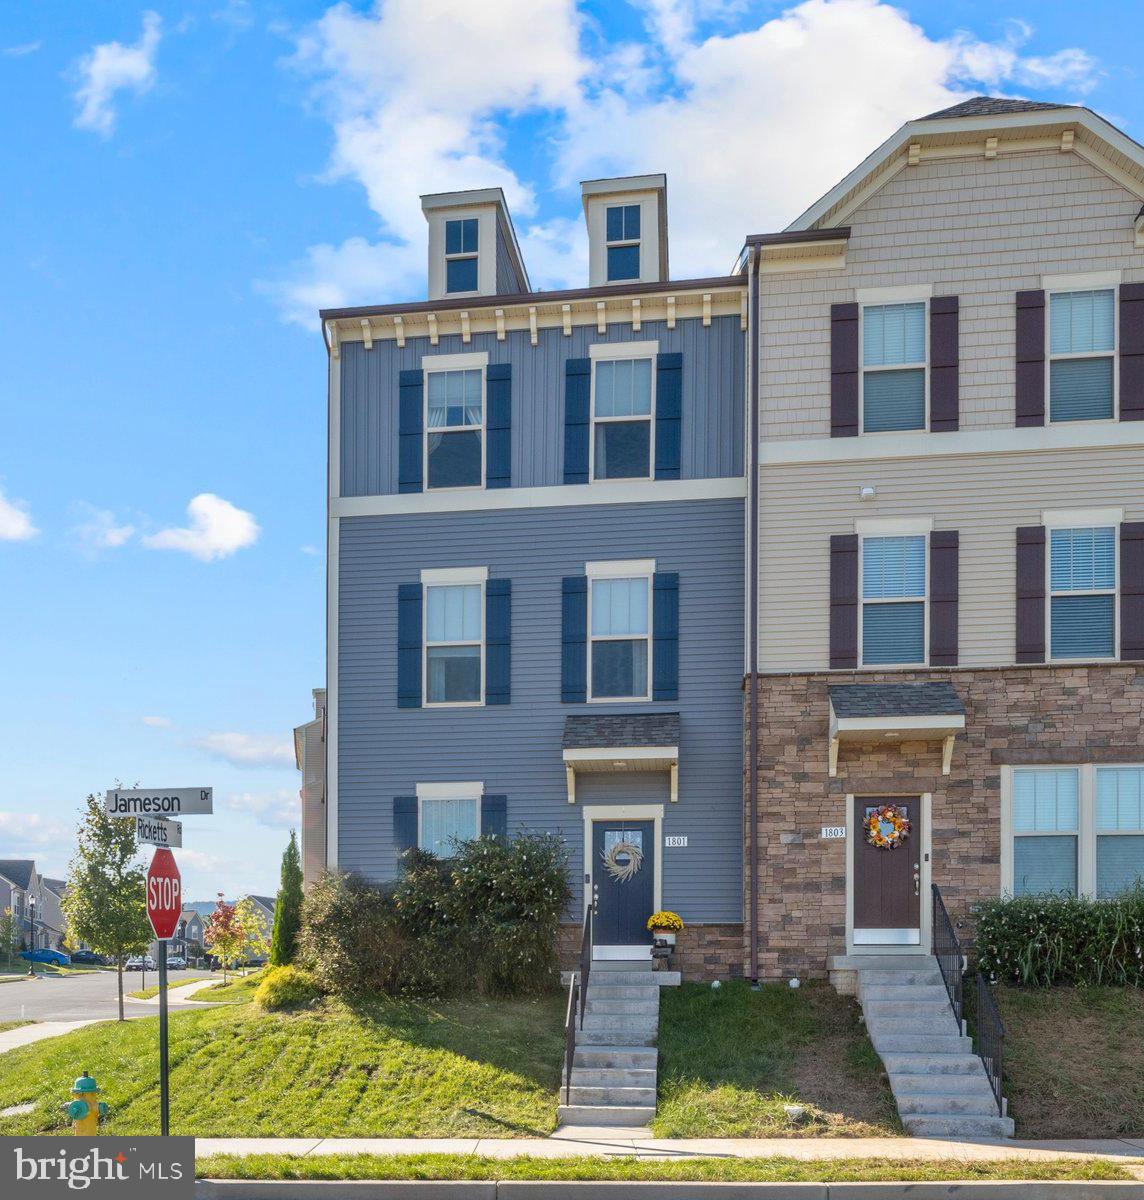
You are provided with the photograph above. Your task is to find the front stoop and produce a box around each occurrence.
[849,955,1015,1139]
[557,959,671,1128]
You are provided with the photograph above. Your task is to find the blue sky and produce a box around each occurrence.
[1,0,1140,900]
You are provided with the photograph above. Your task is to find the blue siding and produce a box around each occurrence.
[339,316,744,496]
[337,498,744,923]
[495,224,524,295]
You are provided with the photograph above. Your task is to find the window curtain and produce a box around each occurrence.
[420,797,479,857]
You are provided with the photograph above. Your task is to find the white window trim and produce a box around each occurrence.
[855,284,933,304]
[443,216,481,299]
[858,532,929,670]
[589,343,658,483]
[604,203,642,283]
[1042,507,1124,529]
[855,517,933,537]
[1045,285,1119,425]
[422,575,486,709]
[423,354,488,492]
[1046,523,1119,664]
[858,300,930,437]
[415,782,484,854]
[587,567,654,704]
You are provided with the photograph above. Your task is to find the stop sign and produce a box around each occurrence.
[146,849,182,940]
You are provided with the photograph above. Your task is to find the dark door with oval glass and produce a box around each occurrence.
[592,820,654,947]
[853,796,921,944]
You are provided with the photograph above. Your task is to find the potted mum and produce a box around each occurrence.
[647,911,684,946]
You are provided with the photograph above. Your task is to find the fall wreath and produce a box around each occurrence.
[864,803,912,850]
[602,839,643,883]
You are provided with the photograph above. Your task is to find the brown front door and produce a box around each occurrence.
[853,796,922,944]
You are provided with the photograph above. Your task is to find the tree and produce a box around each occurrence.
[236,896,271,970]
[269,831,303,966]
[62,794,152,1020]
[0,909,17,969]
[204,900,246,983]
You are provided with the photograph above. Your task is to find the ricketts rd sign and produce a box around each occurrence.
[146,849,182,940]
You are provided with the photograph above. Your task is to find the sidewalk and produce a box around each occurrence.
[0,1020,99,1055]
[127,975,227,1006]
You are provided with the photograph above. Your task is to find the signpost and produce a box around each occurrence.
[146,849,182,1138]
[136,815,182,849]
[106,788,213,817]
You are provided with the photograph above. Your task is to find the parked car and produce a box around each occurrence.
[69,949,109,966]
[19,948,71,967]
[124,955,156,971]
[165,956,187,970]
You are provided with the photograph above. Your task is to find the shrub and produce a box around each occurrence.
[974,887,1144,987]
[255,965,322,1011]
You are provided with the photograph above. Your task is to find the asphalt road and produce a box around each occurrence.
[0,969,215,1022]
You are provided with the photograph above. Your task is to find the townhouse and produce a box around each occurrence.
[743,97,1144,982]
[0,859,63,950]
[320,176,748,971]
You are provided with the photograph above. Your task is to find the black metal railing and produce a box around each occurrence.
[975,971,1005,1116]
[578,905,592,1029]
[931,883,964,1028]
[562,906,593,1103]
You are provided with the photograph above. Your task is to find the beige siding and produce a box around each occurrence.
[759,447,1144,671]
[759,150,1144,441]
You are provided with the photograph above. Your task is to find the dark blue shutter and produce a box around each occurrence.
[652,572,680,701]
[398,369,424,493]
[393,796,417,857]
[481,795,507,840]
[486,363,512,488]
[397,583,422,708]
[654,352,682,480]
[485,578,511,705]
[563,358,591,485]
[561,576,588,702]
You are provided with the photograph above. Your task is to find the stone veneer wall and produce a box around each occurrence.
[746,665,1144,981]
[557,922,746,981]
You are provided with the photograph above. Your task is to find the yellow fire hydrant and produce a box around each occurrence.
[66,1072,108,1135]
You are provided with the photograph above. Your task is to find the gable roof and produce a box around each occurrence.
[0,860,35,890]
[921,96,1072,121]
[42,878,67,897]
[247,895,276,913]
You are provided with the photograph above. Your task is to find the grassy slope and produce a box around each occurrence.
[197,1155,1133,1183]
[997,986,1144,1139]
[196,972,263,1002]
[0,993,565,1138]
[0,1021,34,1034]
[128,976,212,1000]
[652,981,901,1138]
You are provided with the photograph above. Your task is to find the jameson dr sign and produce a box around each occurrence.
[105,788,213,816]
[135,815,182,848]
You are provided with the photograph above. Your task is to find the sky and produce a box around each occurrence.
[1,0,1141,902]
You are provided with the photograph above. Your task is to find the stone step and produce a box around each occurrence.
[576,1027,657,1047]
[557,1104,656,1127]
[573,1046,658,1069]
[871,1033,973,1054]
[904,1113,1015,1138]
[864,998,955,1019]
[569,1067,657,1088]
[583,984,660,999]
[890,1072,997,1097]
[881,1052,989,1076]
[566,1085,657,1107]
[897,1092,1001,1117]
[585,999,659,1016]
[860,984,952,1003]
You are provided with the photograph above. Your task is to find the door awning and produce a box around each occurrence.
[828,683,965,777]
[562,713,680,804]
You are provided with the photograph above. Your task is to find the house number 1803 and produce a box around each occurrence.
[664,836,688,847]
[820,826,846,839]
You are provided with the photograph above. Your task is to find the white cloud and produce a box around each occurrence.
[300,544,320,556]
[194,732,295,768]
[141,715,173,728]
[0,812,73,850]
[142,493,259,562]
[224,790,300,829]
[0,486,37,541]
[277,0,1099,304]
[73,11,162,137]
[72,502,135,555]
[3,41,42,57]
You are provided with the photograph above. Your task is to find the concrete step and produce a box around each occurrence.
[592,960,652,972]
[857,967,944,987]
[904,1113,1015,1138]
[859,984,952,1003]
[864,998,955,1019]
[871,1033,973,1054]
[891,1072,998,1097]
[569,1067,657,1088]
[581,1012,659,1030]
[583,984,660,999]
[585,999,659,1016]
[573,1046,658,1069]
[882,1052,989,1076]
[897,1092,1000,1117]
[557,1104,656,1127]
[566,1085,657,1106]
[565,969,680,986]
[576,1027,657,1047]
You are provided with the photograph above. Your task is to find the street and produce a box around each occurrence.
[0,970,216,1023]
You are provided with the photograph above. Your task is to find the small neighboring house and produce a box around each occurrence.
[40,878,68,949]
[243,895,276,964]
[168,908,205,961]
[294,688,327,887]
[0,859,59,950]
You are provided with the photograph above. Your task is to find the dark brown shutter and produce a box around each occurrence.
[929,297,959,432]
[1015,526,1046,663]
[1121,522,1144,661]
[829,534,859,669]
[830,303,859,438]
[1015,290,1046,427]
[929,530,959,665]
[1119,283,1144,422]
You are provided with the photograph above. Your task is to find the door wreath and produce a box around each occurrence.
[864,804,911,850]
[602,839,643,883]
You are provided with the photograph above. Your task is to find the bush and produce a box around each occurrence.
[974,887,1144,987]
[254,965,322,1010]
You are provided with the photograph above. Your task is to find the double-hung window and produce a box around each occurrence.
[605,204,640,282]
[589,571,651,700]
[1012,768,1079,896]
[1049,289,1115,421]
[1049,526,1116,660]
[444,218,479,294]
[416,783,481,857]
[860,535,926,665]
[591,351,654,480]
[426,366,484,489]
[1096,767,1144,897]
[862,302,927,432]
[424,581,483,705]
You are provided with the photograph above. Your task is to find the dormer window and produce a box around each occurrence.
[444,218,479,294]
[606,205,641,282]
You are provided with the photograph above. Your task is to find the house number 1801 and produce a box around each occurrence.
[664,836,688,847]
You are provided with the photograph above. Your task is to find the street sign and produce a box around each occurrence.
[146,849,182,940]
[106,788,213,817]
[136,816,182,849]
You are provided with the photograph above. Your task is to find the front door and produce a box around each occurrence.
[853,796,922,945]
[592,820,654,948]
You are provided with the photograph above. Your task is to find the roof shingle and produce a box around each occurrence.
[563,713,680,749]
[829,682,964,718]
[922,97,1071,121]
[0,860,35,890]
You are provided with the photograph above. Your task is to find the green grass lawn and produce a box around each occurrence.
[992,986,1144,1139]
[127,976,212,1000]
[0,1021,35,1034]
[195,971,264,1002]
[651,981,901,1138]
[0,963,108,978]
[0,991,565,1138]
[196,1155,1134,1183]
